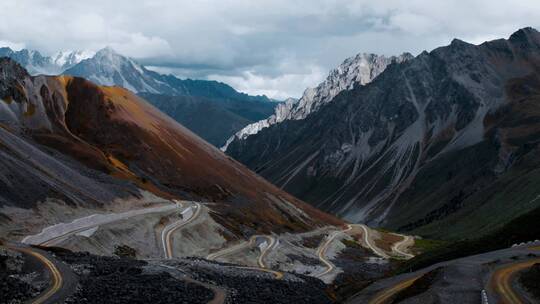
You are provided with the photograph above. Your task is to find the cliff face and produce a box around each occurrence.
[226,28,540,239]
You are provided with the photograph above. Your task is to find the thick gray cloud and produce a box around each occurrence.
[1,0,540,98]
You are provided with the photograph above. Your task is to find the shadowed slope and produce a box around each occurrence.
[226,27,540,239]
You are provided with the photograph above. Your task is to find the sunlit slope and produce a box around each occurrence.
[0,58,342,237]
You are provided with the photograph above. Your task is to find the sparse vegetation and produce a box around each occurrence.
[412,238,448,254]
[299,234,326,249]
[114,244,137,259]
[398,204,540,273]
[374,227,392,233]
[341,239,363,249]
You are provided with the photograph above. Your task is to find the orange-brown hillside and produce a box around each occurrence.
[0,63,342,236]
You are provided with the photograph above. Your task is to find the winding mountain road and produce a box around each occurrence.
[490,257,540,303]
[257,235,277,268]
[206,235,284,279]
[6,245,76,304]
[356,224,390,258]
[23,204,178,246]
[368,275,422,304]
[347,243,540,304]
[391,234,415,259]
[161,202,202,259]
[316,224,411,278]
[17,247,62,304]
[316,225,353,278]
[254,235,284,279]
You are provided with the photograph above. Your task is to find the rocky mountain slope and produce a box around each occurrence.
[223,53,413,150]
[2,45,278,147]
[0,58,341,241]
[226,27,540,240]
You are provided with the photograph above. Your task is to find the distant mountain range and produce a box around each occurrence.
[0,47,93,75]
[226,27,540,241]
[0,46,277,146]
[63,47,273,103]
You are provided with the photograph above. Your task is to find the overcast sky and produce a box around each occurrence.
[1,0,540,99]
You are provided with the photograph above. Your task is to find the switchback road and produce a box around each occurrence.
[5,244,77,304]
[161,202,202,259]
[490,256,540,303]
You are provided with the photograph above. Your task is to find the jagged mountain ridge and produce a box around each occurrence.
[63,47,273,102]
[0,47,92,75]
[0,45,272,103]
[64,47,278,147]
[222,97,298,150]
[2,45,278,147]
[222,53,413,150]
[226,27,540,239]
[0,58,341,240]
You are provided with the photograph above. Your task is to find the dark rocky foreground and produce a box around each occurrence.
[330,240,394,302]
[0,248,44,304]
[518,262,540,301]
[51,250,214,304]
[176,257,332,304]
[2,246,334,304]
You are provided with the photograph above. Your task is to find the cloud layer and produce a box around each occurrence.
[2,0,540,98]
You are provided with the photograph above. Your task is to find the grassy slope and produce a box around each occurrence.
[413,150,540,239]
[386,142,540,241]
[398,202,540,272]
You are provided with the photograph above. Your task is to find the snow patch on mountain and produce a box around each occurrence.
[63,47,164,94]
[0,47,93,75]
[53,50,94,70]
[221,97,297,151]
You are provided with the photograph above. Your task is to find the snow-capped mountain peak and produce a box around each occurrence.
[2,45,275,106]
[53,50,94,70]
[93,46,122,61]
[222,52,413,151]
[0,47,94,75]
[63,46,161,93]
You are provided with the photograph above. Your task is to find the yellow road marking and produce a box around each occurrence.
[209,235,284,280]
[164,202,202,259]
[491,258,540,304]
[10,247,63,304]
[368,275,421,304]
[316,225,353,277]
[254,236,284,279]
[257,236,274,268]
